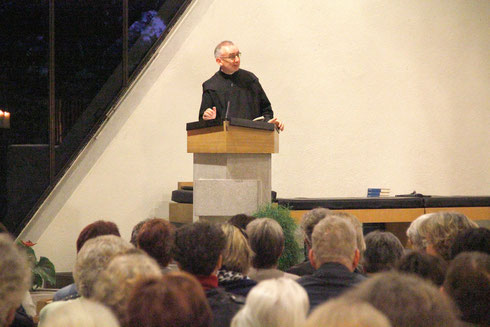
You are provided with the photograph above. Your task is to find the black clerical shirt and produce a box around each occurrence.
[199,69,273,121]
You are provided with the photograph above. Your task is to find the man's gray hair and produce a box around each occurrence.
[311,216,357,267]
[0,234,31,327]
[73,235,133,298]
[214,40,234,58]
[300,208,330,248]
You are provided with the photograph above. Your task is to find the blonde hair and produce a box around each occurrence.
[304,298,392,327]
[221,224,252,274]
[231,278,309,327]
[419,212,478,260]
[406,213,433,250]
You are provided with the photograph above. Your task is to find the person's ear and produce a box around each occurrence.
[352,248,360,270]
[309,248,318,269]
[216,57,223,66]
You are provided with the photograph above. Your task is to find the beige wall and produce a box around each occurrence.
[20,0,490,272]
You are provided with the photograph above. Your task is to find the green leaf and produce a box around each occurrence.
[33,257,56,286]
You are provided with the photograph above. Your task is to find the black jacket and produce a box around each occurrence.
[199,69,273,122]
[206,287,245,327]
[297,262,366,311]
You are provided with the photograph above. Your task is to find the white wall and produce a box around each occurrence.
[20,0,490,272]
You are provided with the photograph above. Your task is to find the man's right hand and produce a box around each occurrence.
[202,107,217,120]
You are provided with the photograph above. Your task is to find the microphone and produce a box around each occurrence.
[224,100,231,121]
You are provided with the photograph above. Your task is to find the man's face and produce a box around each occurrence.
[216,44,240,74]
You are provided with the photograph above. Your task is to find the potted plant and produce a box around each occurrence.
[17,241,56,290]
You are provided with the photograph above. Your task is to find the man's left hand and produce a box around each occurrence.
[268,118,284,131]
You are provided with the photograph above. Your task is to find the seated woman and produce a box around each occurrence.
[246,218,299,281]
[127,272,212,327]
[218,224,256,296]
[231,278,309,327]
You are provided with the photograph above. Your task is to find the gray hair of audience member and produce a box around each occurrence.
[362,231,404,273]
[73,235,133,298]
[303,298,392,327]
[92,251,162,327]
[443,252,490,326]
[214,40,234,58]
[300,207,330,249]
[231,277,309,327]
[418,211,478,261]
[311,216,358,268]
[221,223,252,274]
[246,218,284,269]
[406,213,432,250]
[41,299,120,327]
[0,234,31,327]
[343,271,459,327]
[130,218,150,246]
[333,211,366,253]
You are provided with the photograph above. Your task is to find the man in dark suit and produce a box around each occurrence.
[297,215,365,311]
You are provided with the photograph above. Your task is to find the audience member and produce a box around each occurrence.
[246,218,299,281]
[136,218,176,273]
[418,211,478,261]
[127,272,212,327]
[343,271,459,327]
[130,218,150,246]
[405,213,432,250]
[218,224,256,296]
[362,231,404,274]
[449,227,490,260]
[303,298,392,327]
[297,216,365,310]
[228,214,255,231]
[39,235,133,324]
[0,234,31,327]
[173,222,244,327]
[443,252,490,326]
[92,251,162,327]
[395,250,447,286]
[231,278,309,327]
[287,208,330,276]
[53,220,121,301]
[40,299,120,327]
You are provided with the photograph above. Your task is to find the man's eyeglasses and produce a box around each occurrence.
[221,52,241,61]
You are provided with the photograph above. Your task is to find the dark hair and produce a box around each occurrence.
[128,272,212,327]
[137,218,175,268]
[363,231,404,273]
[131,219,150,246]
[76,220,120,253]
[247,218,284,269]
[228,214,256,231]
[450,227,490,260]
[444,252,490,325]
[395,250,447,286]
[173,222,226,276]
[344,271,459,327]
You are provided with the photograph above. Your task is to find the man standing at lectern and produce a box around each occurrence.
[199,40,284,131]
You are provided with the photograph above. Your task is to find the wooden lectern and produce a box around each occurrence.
[187,118,279,222]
